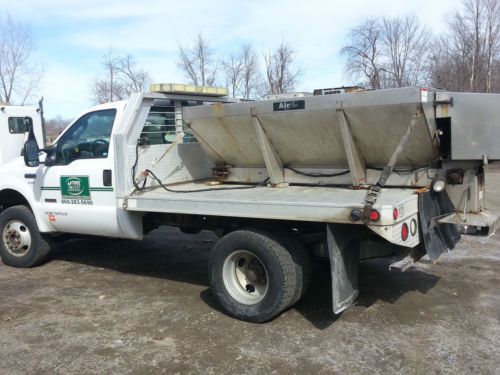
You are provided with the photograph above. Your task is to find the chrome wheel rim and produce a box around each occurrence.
[3,220,32,257]
[222,250,269,305]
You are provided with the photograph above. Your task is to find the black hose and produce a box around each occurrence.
[131,141,147,191]
[131,139,269,194]
[285,166,350,178]
[145,169,269,194]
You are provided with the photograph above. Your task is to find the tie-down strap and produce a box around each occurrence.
[362,105,424,222]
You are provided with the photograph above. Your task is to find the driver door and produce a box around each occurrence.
[39,109,121,237]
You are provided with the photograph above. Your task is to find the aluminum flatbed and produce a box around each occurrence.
[123,182,417,225]
[120,182,421,250]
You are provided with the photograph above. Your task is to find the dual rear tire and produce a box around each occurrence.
[209,229,311,323]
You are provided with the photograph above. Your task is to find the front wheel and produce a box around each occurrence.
[209,229,297,323]
[0,205,51,268]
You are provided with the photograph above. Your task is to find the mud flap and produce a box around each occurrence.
[327,224,360,314]
[418,190,461,261]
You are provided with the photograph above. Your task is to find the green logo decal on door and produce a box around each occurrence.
[61,176,91,200]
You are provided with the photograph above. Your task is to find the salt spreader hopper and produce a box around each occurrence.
[183,87,499,236]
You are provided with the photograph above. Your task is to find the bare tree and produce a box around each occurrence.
[429,0,500,92]
[96,48,125,102]
[484,0,500,92]
[428,37,463,90]
[0,14,43,104]
[382,16,431,87]
[177,33,218,86]
[263,41,301,94]
[90,48,151,103]
[341,18,384,89]
[118,54,150,95]
[240,45,260,99]
[222,44,260,99]
[89,79,118,104]
[222,51,243,98]
[341,16,430,89]
[45,115,71,142]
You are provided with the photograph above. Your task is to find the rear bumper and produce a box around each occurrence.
[438,210,499,236]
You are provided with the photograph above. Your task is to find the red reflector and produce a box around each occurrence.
[369,209,380,222]
[401,223,409,241]
[393,208,399,220]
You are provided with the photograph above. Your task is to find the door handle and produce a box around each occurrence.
[103,170,112,186]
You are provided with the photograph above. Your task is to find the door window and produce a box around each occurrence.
[56,109,116,165]
[8,117,31,133]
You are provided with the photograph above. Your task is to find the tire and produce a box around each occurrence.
[179,227,202,235]
[208,229,297,323]
[0,205,51,268]
[276,233,312,307]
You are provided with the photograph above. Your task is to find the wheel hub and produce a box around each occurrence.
[222,250,269,305]
[2,220,31,257]
[246,260,266,284]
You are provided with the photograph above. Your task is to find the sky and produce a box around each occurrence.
[2,0,458,119]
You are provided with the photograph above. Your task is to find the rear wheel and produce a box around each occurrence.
[0,205,51,267]
[209,229,296,323]
[277,233,312,307]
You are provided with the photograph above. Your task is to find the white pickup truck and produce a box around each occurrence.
[0,85,497,322]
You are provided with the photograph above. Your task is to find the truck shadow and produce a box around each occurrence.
[49,228,440,330]
[356,258,441,308]
[290,259,440,330]
[49,228,215,287]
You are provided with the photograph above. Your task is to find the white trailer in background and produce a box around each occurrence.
[0,85,498,322]
[0,103,45,165]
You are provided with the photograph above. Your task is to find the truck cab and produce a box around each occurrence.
[34,101,127,237]
[0,101,127,239]
[1,85,232,242]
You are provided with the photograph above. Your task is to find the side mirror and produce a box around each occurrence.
[23,117,40,167]
[43,145,57,166]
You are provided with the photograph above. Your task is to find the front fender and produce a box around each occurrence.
[0,175,56,233]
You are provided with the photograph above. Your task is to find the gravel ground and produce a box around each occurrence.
[0,166,499,375]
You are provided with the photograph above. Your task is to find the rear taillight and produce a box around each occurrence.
[401,223,409,241]
[369,209,380,222]
[393,208,399,220]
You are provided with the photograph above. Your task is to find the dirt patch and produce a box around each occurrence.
[0,226,499,374]
[1,168,500,374]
